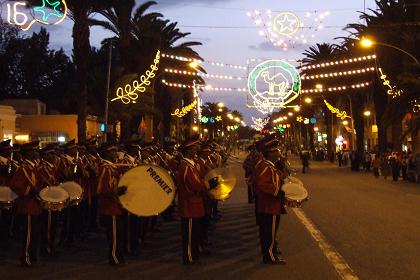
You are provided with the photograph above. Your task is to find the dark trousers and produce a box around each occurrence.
[0,208,14,248]
[21,214,41,266]
[60,204,82,244]
[258,213,280,262]
[103,215,124,265]
[181,217,201,263]
[199,215,211,246]
[40,211,58,255]
[124,212,139,255]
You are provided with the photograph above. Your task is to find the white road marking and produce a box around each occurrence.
[292,208,360,280]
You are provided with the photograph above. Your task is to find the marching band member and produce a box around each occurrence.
[0,140,17,250]
[253,135,287,265]
[9,140,43,267]
[196,142,214,251]
[176,138,206,265]
[97,143,126,266]
[38,143,60,256]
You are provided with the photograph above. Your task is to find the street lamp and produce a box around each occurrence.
[234,117,241,123]
[218,102,224,108]
[360,37,419,65]
[294,106,301,112]
[288,112,293,117]
[227,113,234,120]
[342,120,349,126]
[364,110,371,117]
[304,97,312,104]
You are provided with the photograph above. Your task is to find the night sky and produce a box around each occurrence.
[22,0,378,125]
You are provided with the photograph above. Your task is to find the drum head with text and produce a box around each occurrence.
[118,165,176,217]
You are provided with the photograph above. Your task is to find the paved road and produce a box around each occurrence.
[1,155,419,280]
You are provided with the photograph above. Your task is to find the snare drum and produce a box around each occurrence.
[0,186,17,209]
[286,176,304,186]
[282,182,309,208]
[59,181,83,206]
[38,187,70,211]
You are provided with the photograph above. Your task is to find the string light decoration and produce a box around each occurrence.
[161,53,247,70]
[324,99,352,120]
[161,80,247,92]
[296,116,303,122]
[300,55,376,70]
[301,82,371,93]
[301,67,375,80]
[112,51,160,104]
[248,10,330,51]
[378,68,403,98]
[164,68,244,81]
[251,117,269,131]
[248,59,301,114]
[171,100,197,118]
[201,116,222,123]
[5,0,68,31]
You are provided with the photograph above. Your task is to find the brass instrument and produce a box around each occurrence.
[204,167,237,201]
[7,151,14,175]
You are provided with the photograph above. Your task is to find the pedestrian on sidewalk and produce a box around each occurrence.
[337,151,343,167]
[401,155,408,180]
[300,150,310,174]
[381,156,391,180]
[372,156,381,178]
[391,157,400,182]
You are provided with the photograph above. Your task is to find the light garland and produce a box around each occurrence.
[301,67,375,80]
[164,68,244,81]
[161,80,247,92]
[301,82,371,93]
[171,100,197,118]
[301,55,376,70]
[248,10,330,51]
[324,99,352,120]
[251,117,269,131]
[161,53,247,70]
[5,0,68,31]
[201,116,222,123]
[248,59,301,114]
[112,50,160,104]
[378,68,403,98]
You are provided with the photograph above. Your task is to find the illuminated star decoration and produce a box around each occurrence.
[33,0,63,22]
[215,116,222,122]
[273,12,300,37]
[297,116,303,122]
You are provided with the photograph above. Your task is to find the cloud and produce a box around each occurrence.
[155,0,233,8]
[249,41,310,52]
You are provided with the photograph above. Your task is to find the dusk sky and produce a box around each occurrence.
[33,0,378,125]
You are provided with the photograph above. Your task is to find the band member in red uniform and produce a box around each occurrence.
[196,142,213,251]
[254,135,287,265]
[9,140,43,267]
[97,143,126,266]
[38,143,60,256]
[176,138,206,265]
[0,140,17,250]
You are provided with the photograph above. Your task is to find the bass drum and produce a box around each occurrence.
[118,165,176,217]
[0,186,17,209]
[282,182,309,208]
[286,176,304,186]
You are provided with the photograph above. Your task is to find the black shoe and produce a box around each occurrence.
[263,258,286,265]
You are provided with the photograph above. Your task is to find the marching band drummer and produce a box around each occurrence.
[9,140,44,267]
[38,143,60,256]
[0,139,17,250]
[97,143,126,266]
[176,137,206,265]
[254,135,287,265]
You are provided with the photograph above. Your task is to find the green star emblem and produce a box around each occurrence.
[33,0,63,22]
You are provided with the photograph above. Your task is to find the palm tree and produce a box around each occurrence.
[344,0,420,152]
[301,43,339,157]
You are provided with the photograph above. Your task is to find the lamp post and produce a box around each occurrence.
[345,93,356,151]
[360,37,419,65]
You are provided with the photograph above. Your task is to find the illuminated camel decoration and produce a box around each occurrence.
[260,71,290,96]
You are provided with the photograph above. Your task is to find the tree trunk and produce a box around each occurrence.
[372,81,388,153]
[72,2,90,143]
[325,110,334,161]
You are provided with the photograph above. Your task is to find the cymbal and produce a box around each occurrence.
[204,168,237,201]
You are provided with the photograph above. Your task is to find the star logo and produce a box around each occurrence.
[33,0,63,22]
[215,116,222,122]
[273,12,301,37]
[297,116,303,122]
